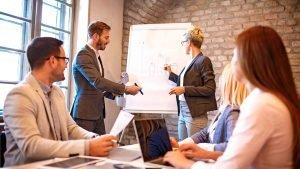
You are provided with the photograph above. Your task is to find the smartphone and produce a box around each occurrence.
[40,156,103,169]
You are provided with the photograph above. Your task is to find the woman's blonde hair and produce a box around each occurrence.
[219,64,248,111]
[183,25,204,48]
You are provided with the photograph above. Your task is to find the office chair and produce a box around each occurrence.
[0,130,6,167]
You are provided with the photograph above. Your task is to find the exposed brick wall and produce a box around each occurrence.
[121,0,300,144]
[158,0,300,94]
[122,0,176,70]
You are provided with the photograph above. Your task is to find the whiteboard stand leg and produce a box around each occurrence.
[161,113,164,119]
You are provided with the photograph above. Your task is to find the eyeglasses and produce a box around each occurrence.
[54,56,69,64]
[181,40,188,46]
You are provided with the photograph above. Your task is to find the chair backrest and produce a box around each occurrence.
[0,115,3,123]
[0,129,6,167]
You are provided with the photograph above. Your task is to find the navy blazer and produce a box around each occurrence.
[190,105,240,152]
[169,52,217,117]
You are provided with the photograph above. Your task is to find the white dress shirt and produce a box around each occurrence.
[179,58,194,101]
[87,43,103,76]
[192,88,293,169]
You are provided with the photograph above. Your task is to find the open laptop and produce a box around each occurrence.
[133,118,174,169]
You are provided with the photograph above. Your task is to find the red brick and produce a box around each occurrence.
[234,11,248,17]
[264,13,278,20]
[243,22,256,29]
[226,5,241,12]
[206,26,219,32]
[293,47,300,52]
[219,25,233,31]
[255,2,264,8]
[286,19,297,26]
[218,55,227,61]
[187,5,198,11]
[263,6,284,14]
[294,12,300,18]
[192,10,204,16]
[214,20,224,25]
[292,41,300,47]
[250,15,264,21]
[279,12,293,19]
[209,2,218,8]
[212,38,225,43]
[242,4,254,10]
[277,19,286,26]
[221,1,231,6]
[224,49,234,55]
[264,1,278,7]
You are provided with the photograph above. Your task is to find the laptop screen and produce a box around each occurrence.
[133,118,172,162]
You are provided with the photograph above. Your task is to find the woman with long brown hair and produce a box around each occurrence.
[164,26,300,169]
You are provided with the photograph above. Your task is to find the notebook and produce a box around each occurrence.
[133,118,174,168]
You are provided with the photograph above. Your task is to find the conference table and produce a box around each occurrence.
[5,144,150,169]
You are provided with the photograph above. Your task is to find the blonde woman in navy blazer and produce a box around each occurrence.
[165,26,217,141]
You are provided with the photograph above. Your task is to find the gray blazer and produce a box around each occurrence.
[3,74,95,167]
[71,45,125,120]
[190,105,240,152]
[169,52,217,117]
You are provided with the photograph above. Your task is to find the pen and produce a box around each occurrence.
[112,139,126,146]
[134,83,144,95]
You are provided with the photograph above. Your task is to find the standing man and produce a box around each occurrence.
[4,37,117,167]
[72,21,140,135]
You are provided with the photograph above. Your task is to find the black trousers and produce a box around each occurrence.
[75,117,106,135]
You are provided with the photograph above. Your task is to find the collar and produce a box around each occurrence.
[87,43,100,57]
[34,76,52,95]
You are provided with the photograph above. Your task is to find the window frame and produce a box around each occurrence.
[0,0,75,113]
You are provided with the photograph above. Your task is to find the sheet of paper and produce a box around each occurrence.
[110,110,134,136]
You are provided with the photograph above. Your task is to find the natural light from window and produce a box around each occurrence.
[0,0,73,112]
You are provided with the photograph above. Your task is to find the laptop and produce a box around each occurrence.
[133,118,174,169]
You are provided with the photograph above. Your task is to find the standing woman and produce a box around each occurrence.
[165,26,217,141]
[164,26,300,169]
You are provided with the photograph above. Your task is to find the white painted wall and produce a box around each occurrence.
[70,0,89,108]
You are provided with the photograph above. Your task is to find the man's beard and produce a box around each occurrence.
[53,70,65,82]
[96,40,106,50]
[56,73,65,82]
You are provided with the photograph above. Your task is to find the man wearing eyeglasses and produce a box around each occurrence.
[3,37,118,166]
[71,21,141,135]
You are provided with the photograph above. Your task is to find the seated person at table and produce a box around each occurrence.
[136,119,172,161]
[170,63,248,152]
[3,37,117,167]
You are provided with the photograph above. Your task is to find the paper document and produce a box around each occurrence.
[110,110,134,136]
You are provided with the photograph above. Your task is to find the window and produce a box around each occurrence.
[0,0,74,113]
